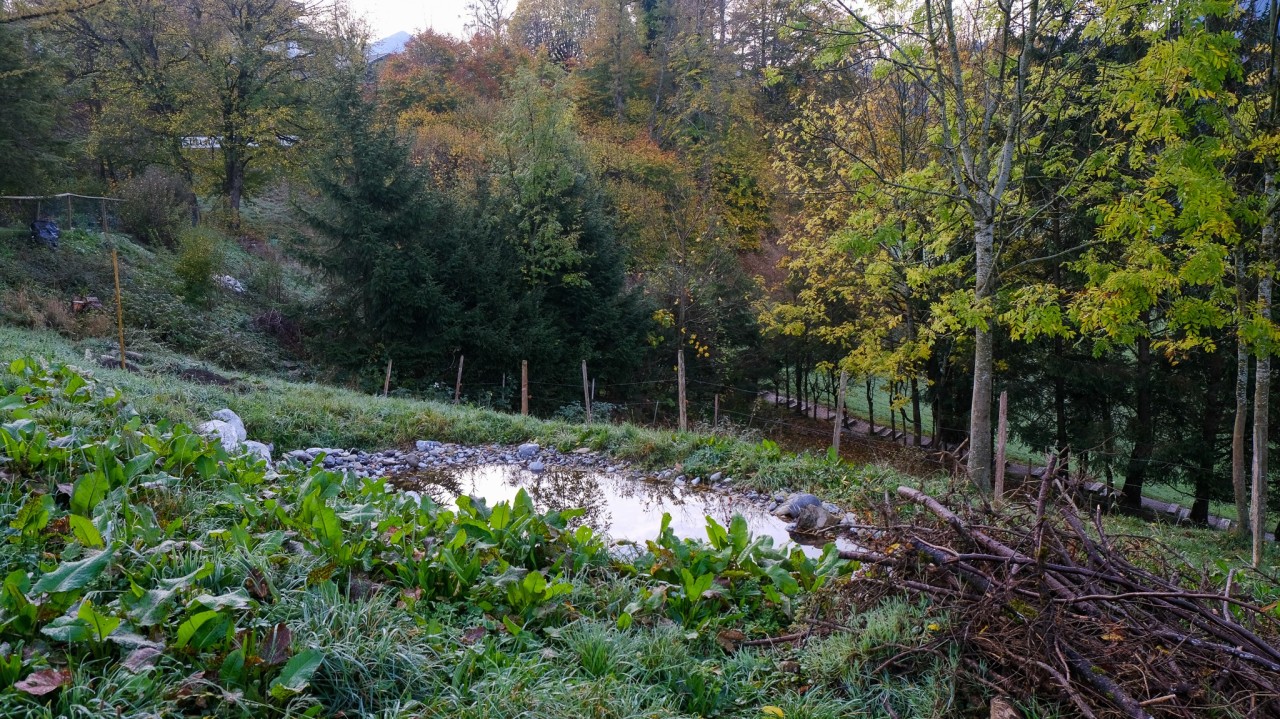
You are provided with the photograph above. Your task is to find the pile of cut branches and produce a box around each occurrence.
[832,477,1280,718]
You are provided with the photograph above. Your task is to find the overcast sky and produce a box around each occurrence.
[347,0,471,40]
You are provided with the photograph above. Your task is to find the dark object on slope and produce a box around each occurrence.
[30,219,59,248]
[177,367,234,386]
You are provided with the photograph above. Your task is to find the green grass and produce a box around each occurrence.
[0,325,929,510]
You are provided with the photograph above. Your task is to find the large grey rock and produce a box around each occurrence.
[242,440,273,465]
[416,440,442,452]
[528,461,546,472]
[772,493,823,518]
[791,504,833,533]
[517,443,540,459]
[197,409,247,453]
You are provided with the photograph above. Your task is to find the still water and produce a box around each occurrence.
[393,464,842,557]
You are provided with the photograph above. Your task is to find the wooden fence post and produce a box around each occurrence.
[582,360,592,424]
[454,355,464,405]
[833,369,848,455]
[995,390,1009,501]
[713,394,720,429]
[521,360,529,416]
[66,194,72,230]
[111,249,126,370]
[677,349,688,433]
[383,358,393,398]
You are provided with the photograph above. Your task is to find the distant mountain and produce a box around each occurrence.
[370,31,411,60]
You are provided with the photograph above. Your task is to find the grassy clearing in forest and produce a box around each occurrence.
[0,326,924,510]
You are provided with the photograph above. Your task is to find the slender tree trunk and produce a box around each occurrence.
[1235,251,1252,537]
[1192,352,1227,525]
[969,218,996,492]
[867,379,875,435]
[1253,170,1276,566]
[1121,311,1154,511]
[911,377,923,445]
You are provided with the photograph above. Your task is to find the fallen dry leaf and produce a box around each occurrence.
[14,668,71,696]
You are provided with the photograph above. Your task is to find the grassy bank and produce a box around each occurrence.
[0,326,914,510]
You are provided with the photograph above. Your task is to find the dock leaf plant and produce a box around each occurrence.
[0,359,850,716]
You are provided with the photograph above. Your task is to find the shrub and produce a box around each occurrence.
[118,166,189,246]
[174,227,224,306]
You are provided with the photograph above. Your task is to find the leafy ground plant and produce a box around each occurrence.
[0,358,870,718]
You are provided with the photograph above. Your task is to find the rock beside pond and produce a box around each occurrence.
[197,408,247,453]
[772,493,823,518]
[517,443,540,459]
[416,440,441,452]
[242,440,272,464]
[528,461,545,472]
[791,504,833,533]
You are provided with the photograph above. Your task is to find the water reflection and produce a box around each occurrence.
[392,464,838,557]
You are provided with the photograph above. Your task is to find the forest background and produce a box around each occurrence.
[1,0,1279,552]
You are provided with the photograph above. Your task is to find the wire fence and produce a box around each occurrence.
[0,193,125,240]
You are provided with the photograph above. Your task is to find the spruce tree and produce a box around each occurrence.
[302,66,458,386]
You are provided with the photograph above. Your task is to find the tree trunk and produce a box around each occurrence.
[867,379,875,435]
[1234,251,1252,537]
[969,218,996,492]
[911,376,923,445]
[1253,170,1276,567]
[1121,310,1154,511]
[1192,351,1227,525]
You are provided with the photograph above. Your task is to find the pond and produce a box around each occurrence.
[392,463,851,558]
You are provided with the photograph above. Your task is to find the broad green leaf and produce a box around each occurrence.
[77,600,120,642]
[312,507,342,549]
[68,515,104,549]
[40,615,91,643]
[9,494,51,541]
[269,647,324,697]
[125,587,177,627]
[71,472,109,517]
[32,547,114,594]
[175,610,229,650]
[192,589,252,612]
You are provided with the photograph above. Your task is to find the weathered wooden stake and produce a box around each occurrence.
[713,394,720,429]
[994,390,1009,501]
[833,369,848,455]
[521,360,529,415]
[111,248,125,370]
[581,360,592,424]
[454,355,464,405]
[66,194,73,229]
[677,349,688,432]
[383,358,393,397]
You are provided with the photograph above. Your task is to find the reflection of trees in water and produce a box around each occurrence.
[389,468,460,508]
[390,464,830,554]
[512,466,613,533]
